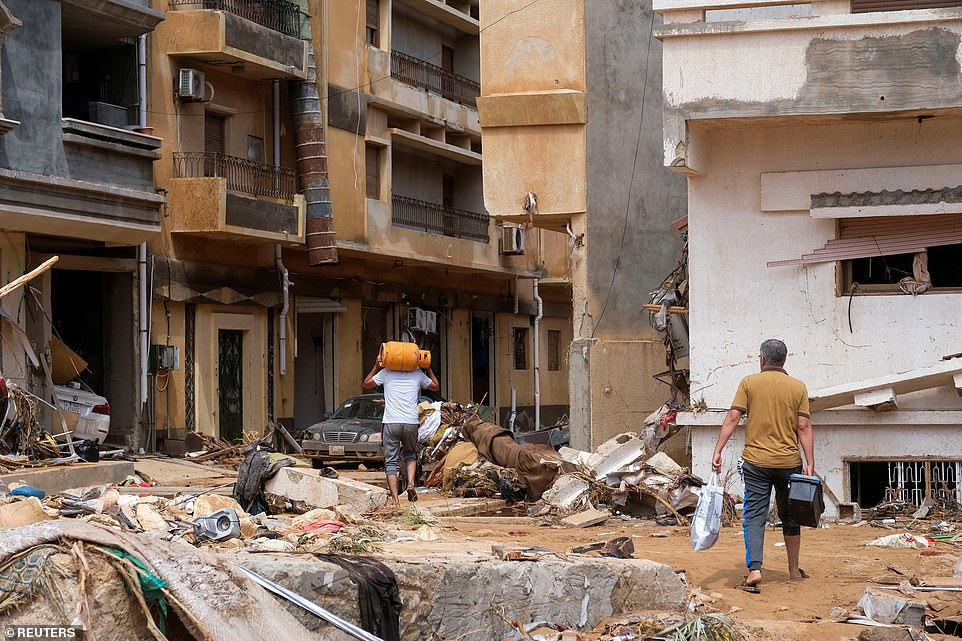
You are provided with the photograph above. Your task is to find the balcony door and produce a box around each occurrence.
[204,112,225,177]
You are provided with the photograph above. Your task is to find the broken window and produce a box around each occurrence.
[513,327,528,370]
[849,460,962,509]
[843,244,962,292]
[547,330,561,371]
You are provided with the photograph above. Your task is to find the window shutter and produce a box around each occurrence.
[205,113,225,155]
[769,214,962,267]
[852,0,962,11]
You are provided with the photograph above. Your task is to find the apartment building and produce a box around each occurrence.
[140,0,568,449]
[300,0,571,430]
[476,0,688,450]
[656,0,962,516]
[0,0,165,447]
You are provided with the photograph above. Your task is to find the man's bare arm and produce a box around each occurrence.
[424,367,440,392]
[362,360,381,390]
[797,415,814,476]
[712,409,744,472]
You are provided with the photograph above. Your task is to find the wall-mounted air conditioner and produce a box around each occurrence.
[406,307,437,334]
[500,224,525,255]
[177,68,206,102]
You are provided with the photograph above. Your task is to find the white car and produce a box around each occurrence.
[54,383,110,444]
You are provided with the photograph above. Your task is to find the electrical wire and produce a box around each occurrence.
[591,9,656,338]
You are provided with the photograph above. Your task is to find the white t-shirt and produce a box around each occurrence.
[372,368,432,424]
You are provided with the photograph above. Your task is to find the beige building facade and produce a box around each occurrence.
[478,0,688,450]
[656,0,962,516]
[146,0,570,449]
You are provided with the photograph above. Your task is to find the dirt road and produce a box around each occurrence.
[397,500,960,640]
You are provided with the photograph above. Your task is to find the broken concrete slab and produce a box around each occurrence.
[263,467,388,513]
[592,436,650,482]
[133,457,235,486]
[857,588,926,627]
[561,508,610,528]
[238,550,687,641]
[542,475,590,512]
[0,461,134,496]
[644,452,684,479]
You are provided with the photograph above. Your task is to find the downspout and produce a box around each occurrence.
[533,278,542,430]
[274,80,289,376]
[137,35,147,129]
[275,245,289,375]
[291,40,336,263]
[138,244,148,408]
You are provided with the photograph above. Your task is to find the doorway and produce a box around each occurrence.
[471,313,493,405]
[218,329,244,442]
[361,304,393,381]
[294,311,335,428]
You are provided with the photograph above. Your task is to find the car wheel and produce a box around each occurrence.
[311,458,323,470]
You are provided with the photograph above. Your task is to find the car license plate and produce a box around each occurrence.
[62,401,82,414]
[329,445,345,456]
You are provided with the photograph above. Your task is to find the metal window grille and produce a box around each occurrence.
[391,195,489,242]
[173,152,296,202]
[170,0,302,38]
[883,460,962,506]
[390,50,480,107]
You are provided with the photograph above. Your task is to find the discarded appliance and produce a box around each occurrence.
[193,507,241,542]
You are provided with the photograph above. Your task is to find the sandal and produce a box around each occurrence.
[407,488,418,503]
[790,569,810,580]
[738,579,761,594]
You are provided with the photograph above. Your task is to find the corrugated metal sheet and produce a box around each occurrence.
[852,0,962,12]
[768,214,962,266]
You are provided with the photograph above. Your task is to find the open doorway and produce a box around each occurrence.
[471,312,493,406]
[294,311,335,428]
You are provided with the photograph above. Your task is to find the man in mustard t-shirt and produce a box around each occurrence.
[711,339,815,593]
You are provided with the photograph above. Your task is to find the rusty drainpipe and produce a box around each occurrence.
[291,40,336,264]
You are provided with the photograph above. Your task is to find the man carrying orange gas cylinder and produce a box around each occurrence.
[363,341,439,507]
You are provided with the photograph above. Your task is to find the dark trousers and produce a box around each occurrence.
[740,459,802,571]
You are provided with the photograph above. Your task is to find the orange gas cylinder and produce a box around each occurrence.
[380,342,432,372]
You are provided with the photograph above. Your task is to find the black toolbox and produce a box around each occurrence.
[788,474,824,527]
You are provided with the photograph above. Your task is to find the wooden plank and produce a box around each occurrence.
[0,256,57,300]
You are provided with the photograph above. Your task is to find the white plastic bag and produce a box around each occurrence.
[690,472,724,551]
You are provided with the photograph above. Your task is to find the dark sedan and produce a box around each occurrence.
[300,393,433,464]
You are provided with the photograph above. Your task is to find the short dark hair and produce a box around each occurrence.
[760,339,788,366]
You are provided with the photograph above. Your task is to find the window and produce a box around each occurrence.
[513,327,528,370]
[247,135,265,163]
[844,245,962,292]
[366,0,380,47]
[204,113,225,155]
[365,144,380,199]
[442,175,454,208]
[547,330,561,371]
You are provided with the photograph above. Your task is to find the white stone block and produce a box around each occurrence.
[264,467,388,513]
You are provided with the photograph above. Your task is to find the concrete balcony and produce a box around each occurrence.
[169,152,304,244]
[368,47,480,136]
[655,1,962,173]
[164,0,308,80]
[394,0,479,34]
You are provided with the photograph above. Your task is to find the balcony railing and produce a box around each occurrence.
[390,50,480,107]
[392,195,489,242]
[173,152,296,202]
[170,0,302,38]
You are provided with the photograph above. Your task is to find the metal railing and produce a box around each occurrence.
[170,0,302,38]
[392,195,489,242]
[173,152,296,202]
[390,50,480,107]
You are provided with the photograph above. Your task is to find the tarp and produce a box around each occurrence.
[460,415,561,500]
[0,520,320,641]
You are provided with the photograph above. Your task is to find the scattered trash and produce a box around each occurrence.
[867,534,931,549]
[858,588,926,627]
[193,507,242,542]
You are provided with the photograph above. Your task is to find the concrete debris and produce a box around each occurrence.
[644,452,684,479]
[955,558,962,578]
[263,466,389,514]
[858,588,926,627]
[542,475,591,512]
[415,524,441,541]
[857,629,913,641]
[561,507,610,528]
[0,497,53,528]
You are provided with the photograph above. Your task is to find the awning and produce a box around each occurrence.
[769,213,962,267]
[153,258,281,308]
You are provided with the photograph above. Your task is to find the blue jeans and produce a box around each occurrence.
[740,459,802,571]
[383,423,419,476]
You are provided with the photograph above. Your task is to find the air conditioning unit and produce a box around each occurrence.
[500,224,525,256]
[177,68,206,102]
[406,307,437,334]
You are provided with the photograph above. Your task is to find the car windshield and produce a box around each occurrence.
[332,397,385,420]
